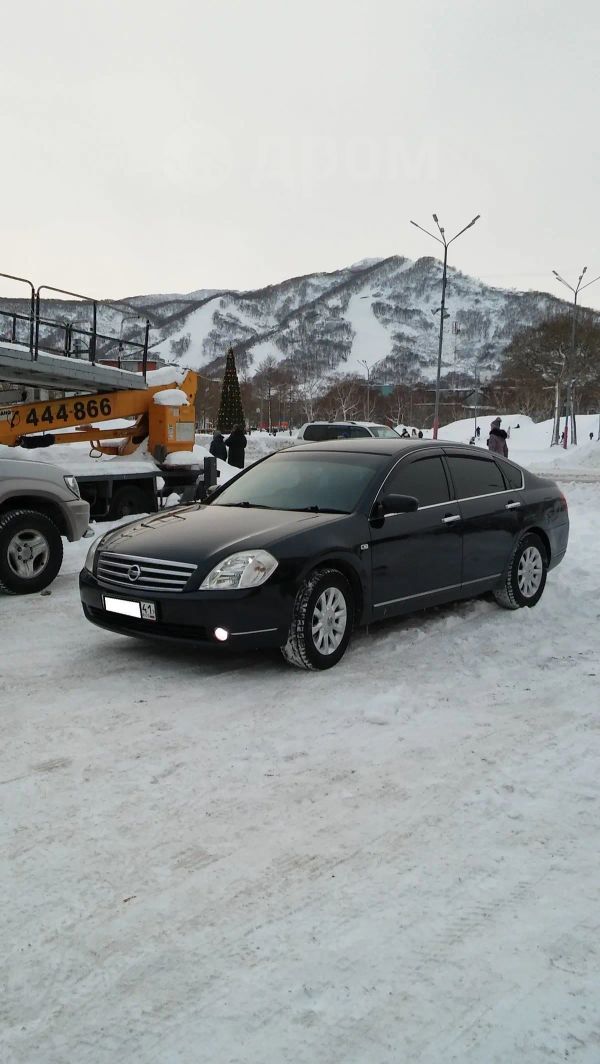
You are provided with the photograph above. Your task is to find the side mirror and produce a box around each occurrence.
[378,493,419,516]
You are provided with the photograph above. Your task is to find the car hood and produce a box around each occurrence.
[97,503,344,567]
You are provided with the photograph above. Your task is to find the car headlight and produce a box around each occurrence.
[200,550,278,591]
[64,475,80,498]
[84,534,104,573]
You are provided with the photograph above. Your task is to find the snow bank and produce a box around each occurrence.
[438,411,599,473]
[196,431,295,468]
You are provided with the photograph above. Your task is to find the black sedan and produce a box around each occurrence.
[80,440,569,670]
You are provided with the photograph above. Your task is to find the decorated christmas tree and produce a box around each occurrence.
[217,347,245,432]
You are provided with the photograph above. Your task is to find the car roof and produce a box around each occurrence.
[300,420,390,428]
[295,438,431,455]
[292,438,481,456]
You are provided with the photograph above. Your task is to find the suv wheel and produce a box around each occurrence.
[0,510,63,594]
[493,532,547,610]
[281,567,354,670]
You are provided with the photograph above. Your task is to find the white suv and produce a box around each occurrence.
[0,457,90,594]
[296,421,400,442]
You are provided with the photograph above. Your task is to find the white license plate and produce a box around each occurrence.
[104,597,156,621]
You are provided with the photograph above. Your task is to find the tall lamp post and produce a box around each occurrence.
[552,266,600,446]
[410,213,480,438]
[359,359,371,419]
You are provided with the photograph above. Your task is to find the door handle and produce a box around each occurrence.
[505,501,521,510]
[441,514,461,524]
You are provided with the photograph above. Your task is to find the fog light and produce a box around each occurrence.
[214,627,229,642]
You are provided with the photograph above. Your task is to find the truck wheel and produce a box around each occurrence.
[108,486,150,520]
[0,510,63,595]
[281,567,354,670]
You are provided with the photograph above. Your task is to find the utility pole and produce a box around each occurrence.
[551,380,560,447]
[359,359,371,420]
[410,213,480,439]
[552,266,600,446]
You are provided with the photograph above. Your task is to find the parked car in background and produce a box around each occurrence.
[0,456,90,593]
[296,421,400,441]
[80,439,569,670]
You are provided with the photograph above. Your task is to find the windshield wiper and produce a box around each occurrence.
[291,505,349,514]
[220,501,274,509]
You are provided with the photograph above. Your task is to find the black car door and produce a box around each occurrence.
[369,451,463,619]
[443,451,525,589]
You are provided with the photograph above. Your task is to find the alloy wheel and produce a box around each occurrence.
[311,587,347,655]
[517,545,543,599]
[7,530,50,580]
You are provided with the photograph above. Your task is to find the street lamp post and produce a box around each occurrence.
[410,213,480,439]
[552,266,600,446]
[359,359,371,419]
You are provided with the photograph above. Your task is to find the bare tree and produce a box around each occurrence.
[254,354,277,430]
[170,332,191,358]
[321,375,363,421]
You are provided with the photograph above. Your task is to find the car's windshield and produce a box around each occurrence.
[368,425,400,439]
[211,451,383,513]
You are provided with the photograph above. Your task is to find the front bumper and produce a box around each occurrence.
[79,568,292,650]
[64,498,91,542]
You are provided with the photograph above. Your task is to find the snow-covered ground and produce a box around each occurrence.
[2,461,600,1061]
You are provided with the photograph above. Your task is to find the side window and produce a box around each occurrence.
[385,456,450,507]
[304,425,328,441]
[447,455,506,498]
[495,458,523,490]
[348,426,370,438]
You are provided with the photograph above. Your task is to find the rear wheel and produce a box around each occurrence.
[108,485,151,520]
[0,509,63,594]
[281,567,354,670]
[493,532,547,610]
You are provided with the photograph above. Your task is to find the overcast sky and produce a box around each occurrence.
[2,0,599,308]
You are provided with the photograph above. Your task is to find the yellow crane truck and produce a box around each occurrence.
[0,371,211,520]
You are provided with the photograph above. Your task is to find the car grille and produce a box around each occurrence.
[97,552,197,594]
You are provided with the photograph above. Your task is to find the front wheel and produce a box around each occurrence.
[0,509,63,594]
[494,532,547,610]
[281,567,354,670]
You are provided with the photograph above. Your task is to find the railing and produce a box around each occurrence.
[0,272,150,380]
[0,272,35,355]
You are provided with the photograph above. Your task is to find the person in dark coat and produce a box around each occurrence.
[225,424,247,469]
[209,430,227,462]
[487,417,509,457]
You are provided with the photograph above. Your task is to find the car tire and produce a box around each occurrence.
[108,485,150,520]
[0,509,63,595]
[493,532,548,610]
[281,567,354,671]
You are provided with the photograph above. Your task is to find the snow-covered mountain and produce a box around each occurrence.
[126,256,577,384]
[0,256,582,385]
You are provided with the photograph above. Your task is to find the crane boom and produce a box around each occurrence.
[0,370,198,460]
